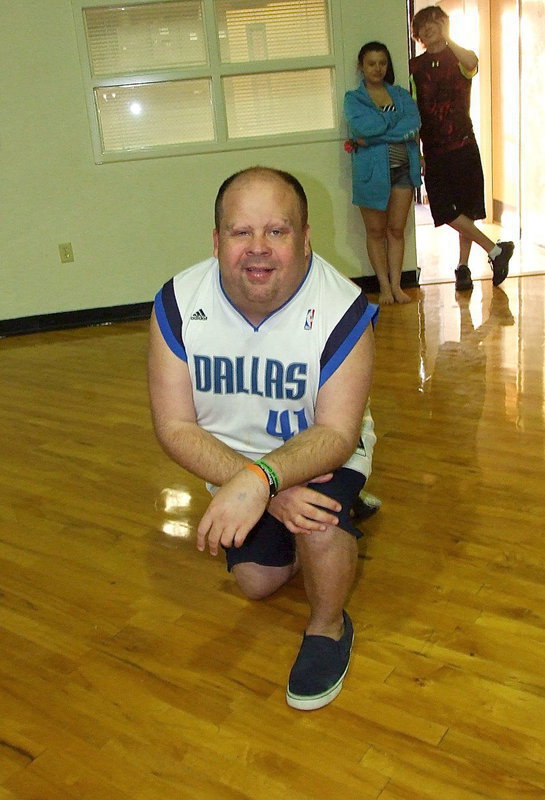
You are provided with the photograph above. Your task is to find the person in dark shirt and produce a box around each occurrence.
[410,5,514,291]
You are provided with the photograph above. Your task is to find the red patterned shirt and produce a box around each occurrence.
[409,46,477,157]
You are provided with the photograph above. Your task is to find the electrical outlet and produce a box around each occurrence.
[59,242,74,263]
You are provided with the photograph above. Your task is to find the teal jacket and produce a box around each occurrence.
[344,82,422,210]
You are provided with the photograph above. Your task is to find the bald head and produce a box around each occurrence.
[214,167,308,231]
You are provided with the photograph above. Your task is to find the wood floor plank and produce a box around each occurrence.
[2,278,545,798]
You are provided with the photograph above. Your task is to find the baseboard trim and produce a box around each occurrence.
[0,302,153,338]
[2,272,420,337]
[351,269,419,294]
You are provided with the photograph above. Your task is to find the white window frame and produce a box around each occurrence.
[72,0,346,164]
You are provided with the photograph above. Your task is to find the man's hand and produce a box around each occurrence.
[268,474,341,534]
[197,468,269,556]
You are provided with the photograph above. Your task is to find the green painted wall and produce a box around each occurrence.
[0,0,414,320]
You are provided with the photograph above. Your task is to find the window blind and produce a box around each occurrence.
[215,0,330,63]
[95,80,214,150]
[84,2,206,75]
[223,68,334,138]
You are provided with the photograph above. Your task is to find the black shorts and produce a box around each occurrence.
[224,467,366,572]
[424,142,486,227]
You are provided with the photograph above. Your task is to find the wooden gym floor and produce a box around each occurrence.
[1,272,545,799]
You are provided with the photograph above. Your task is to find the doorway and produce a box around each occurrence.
[501,0,545,263]
[409,0,545,285]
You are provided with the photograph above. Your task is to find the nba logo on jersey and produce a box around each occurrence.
[304,309,315,330]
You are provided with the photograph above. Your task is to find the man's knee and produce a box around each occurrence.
[233,561,295,600]
[296,526,357,557]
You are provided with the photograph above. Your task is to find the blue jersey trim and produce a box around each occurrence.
[154,280,187,361]
[319,299,378,387]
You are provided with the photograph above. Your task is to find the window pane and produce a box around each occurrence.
[223,68,335,138]
[95,80,215,151]
[84,2,206,75]
[215,0,330,63]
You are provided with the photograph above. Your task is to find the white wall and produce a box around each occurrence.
[0,0,414,321]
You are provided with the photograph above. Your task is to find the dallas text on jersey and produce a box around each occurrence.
[193,355,308,399]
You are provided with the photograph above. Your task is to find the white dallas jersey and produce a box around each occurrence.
[154,252,378,477]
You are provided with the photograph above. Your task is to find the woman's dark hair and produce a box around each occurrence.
[357,41,395,85]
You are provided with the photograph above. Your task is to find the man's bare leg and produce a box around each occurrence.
[296,526,357,638]
[458,231,473,265]
[449,213,494,253]
[285,526,358,710]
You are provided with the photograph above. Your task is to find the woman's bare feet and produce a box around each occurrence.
[393,288,411,304]
[378,290,395,304]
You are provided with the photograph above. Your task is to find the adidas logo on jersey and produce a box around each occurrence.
[190,308,207,320]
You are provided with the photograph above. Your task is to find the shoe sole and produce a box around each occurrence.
[285,630,354,711]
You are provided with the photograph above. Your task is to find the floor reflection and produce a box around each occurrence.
[425,288,514,483]
[412,277,545,511]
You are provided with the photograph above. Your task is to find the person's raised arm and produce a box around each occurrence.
[447,37,478,73]
[429,13,478,73]
[436,15,478,74]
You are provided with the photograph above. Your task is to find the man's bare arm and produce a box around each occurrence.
[148,308,248,484]
[448,38,478,72]
[435,15,478,73]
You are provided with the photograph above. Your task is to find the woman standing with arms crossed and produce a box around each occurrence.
[344,42,421,305]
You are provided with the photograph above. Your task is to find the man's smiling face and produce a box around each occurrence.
[213,172,311,323]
